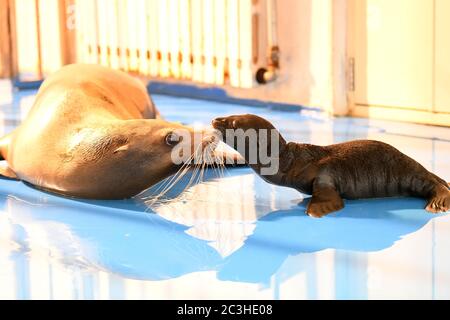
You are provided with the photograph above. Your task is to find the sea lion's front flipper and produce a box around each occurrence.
[0,131,15,160]
[306,177,344,218]
[0,133,19,179]
[0,163,18,180]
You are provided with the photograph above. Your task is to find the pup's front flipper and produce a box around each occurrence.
[307,177,344,218]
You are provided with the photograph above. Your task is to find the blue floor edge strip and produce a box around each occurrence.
[12,78,44,91]
[10,77,321,114]
[147,81,321,113]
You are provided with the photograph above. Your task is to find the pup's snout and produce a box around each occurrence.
[212,117,228,129]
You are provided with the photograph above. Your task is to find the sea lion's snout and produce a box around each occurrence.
[201,128,221,149]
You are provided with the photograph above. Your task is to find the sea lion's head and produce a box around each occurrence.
[64,119,219,199]
[120,119,219,188]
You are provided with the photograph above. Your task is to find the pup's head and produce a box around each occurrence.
[212,114,286,176]
[212,114,277,135]
[212,114,284,149]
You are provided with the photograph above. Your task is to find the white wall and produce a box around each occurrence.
[226,0,336,112]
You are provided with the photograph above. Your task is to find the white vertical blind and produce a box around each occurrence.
[11,0,258,88]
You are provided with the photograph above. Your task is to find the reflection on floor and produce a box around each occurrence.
[0,80,449,299]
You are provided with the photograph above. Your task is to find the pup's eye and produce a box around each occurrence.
[165,132,181,146]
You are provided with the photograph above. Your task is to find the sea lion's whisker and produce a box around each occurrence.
[145,137,228,208]
[157,162,193,196]
[142,156,191,201]
[155,152,195,193]
[172,165,201,205]
[219,159,226,178]
[147,142,205,205]
[137,156,192,205]
[145,148,198,205]
[177,145,212,202]
[148,151,196,196]
[198,154,207,185]
[183,144,204,188]
[149,166,192,205]
[208,153,219,178]
[146,174,176,196]
[149,151,208,207]
[214,151,226,177]
[184,160,203,196]
[209,151,225,179]
[216,155,225,178]
[145,167,189,205]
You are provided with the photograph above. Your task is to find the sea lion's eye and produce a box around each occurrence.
[165,132,181,146]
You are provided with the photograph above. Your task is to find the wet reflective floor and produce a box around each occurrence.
[0,80,449,299]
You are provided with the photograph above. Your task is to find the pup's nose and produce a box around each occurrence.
[212,117,226,128]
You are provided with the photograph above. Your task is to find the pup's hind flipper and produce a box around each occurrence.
[426,185,450,213]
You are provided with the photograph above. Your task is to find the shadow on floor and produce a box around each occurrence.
[0,175,443,285]
[217,198,442,283]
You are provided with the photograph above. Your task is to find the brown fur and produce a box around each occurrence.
[213,114,450,217]
[0,64,211,199]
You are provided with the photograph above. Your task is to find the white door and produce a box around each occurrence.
[435,0,450,114]
[353,0,434,111]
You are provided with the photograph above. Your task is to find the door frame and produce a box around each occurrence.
[344,0,450,127]
[0,0,18,78]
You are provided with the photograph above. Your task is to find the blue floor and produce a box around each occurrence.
[0,80,450,299]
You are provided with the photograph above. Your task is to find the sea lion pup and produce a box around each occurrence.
[0,64,223,199]
[212,114,450,217]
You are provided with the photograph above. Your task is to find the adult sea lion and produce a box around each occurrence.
[0,64,222,199]
[212,114,450,217]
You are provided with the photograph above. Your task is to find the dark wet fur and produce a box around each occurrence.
[284,140,445,199]
[213,114,450,217]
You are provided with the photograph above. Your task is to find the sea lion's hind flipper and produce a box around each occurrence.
[425,184,450,213]
[306,176,344,218]
[0,163,18,180]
